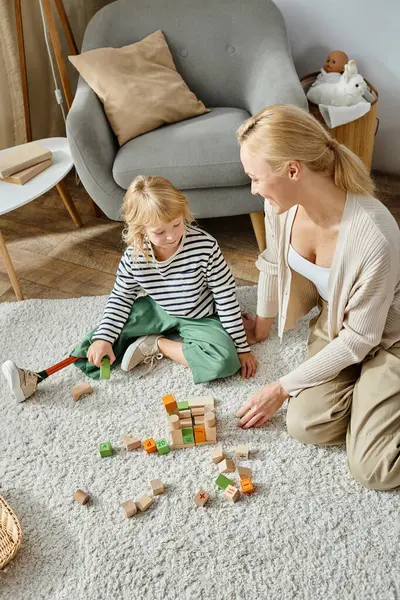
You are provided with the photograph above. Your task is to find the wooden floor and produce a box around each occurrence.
[0,172,399,303]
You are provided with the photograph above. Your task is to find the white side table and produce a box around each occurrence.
[0,137,82,301]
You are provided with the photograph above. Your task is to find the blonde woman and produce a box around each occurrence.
[2,176,257,402]
[236,104,400,491]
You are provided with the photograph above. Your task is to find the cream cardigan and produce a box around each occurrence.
[256,193,400,395]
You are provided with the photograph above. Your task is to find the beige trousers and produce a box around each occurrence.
[286,299,400,491]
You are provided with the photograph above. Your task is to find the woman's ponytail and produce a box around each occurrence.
[331,141,375,196]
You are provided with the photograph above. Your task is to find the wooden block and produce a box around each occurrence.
[204,404,215,414]
[194,425,206,444]
[224,485,240,503]
[178,410,192,419]
[171,429,183,446]
[121,499,137,518]
[195,441,215,446]
[211,447,224,464]
[136,494,153,512]
[180,418,192,428]
[162,393,178,414]
[169,414,181,430]
[156,439,170,455]
[123,435,141,451]
[215,474,232,490]
[237,465,253,480]
[205,425,217,443]
[240,477,255,494]
[194,489,209,507]
[2,157,53,185]
[0,141,52,177]
[218,458,235,473]
[143,438,157,454]
[100,357,110,379]
[173,443,195,449]
[194,415,205,425]
[73,489,89,505]
[72,382,93,401]
[150,479,165,495]
[187,396,214,408]
[204,412,216,428]
[182,427,195,445]
[177,401,189,410]
[191,407,205,417]
[236,444,249,460]
[99,441,113,457]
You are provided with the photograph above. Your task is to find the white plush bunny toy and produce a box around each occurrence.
[307,60,368,106]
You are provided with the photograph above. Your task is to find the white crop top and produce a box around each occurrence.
[288,244,330,301]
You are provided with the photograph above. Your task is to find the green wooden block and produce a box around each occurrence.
[156,439,170,455]
[216,473,232,490]
[182,427,194,445]
[177,401,189,411]
[100,357,110,379]
[99,441,113,457]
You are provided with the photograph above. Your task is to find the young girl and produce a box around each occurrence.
[2,175,257,402]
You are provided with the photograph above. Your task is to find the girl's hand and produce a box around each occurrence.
[238,352,258,379]
[236,381,289,428]
[87,340,116,368]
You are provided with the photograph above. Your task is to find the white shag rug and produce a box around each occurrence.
[1,287,399,600]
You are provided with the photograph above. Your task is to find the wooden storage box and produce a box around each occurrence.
[301,72,378,170]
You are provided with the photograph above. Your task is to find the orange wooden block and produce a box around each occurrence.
[240,477,255,494]
[194,425,206,444]
[162,393,178,414]
[143,438,157,454]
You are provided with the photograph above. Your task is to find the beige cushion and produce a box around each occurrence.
[69,30,209,146]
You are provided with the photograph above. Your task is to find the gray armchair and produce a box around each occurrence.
[66,0,307,247]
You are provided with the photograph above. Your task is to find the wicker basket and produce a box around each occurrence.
[301,72,379,170]
[0,496,22,569]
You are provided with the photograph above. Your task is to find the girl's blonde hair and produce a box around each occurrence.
[237,104,375,197]
[122,175,194,255]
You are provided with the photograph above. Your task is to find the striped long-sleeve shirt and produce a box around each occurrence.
[92,225,250,353]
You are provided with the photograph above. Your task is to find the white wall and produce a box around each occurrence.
[274,0,400,174]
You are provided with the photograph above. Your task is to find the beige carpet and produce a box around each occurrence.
[0,288,399,600]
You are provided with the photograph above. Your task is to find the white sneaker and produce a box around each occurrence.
[121,335,164,374]
[1,360,40,402]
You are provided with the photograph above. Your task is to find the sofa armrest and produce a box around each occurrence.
[66,78,124,220]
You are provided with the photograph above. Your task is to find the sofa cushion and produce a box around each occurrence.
[69,30,209,146]
[112,107,251,190]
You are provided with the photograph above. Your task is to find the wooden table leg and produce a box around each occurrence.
[91,200,103,218]
[56,179,83,227]
[0,230,24,301]
[250,211,266,252]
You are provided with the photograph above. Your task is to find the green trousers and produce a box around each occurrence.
[70,296,241,384]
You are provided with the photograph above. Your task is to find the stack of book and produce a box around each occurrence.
[0,142,53,185]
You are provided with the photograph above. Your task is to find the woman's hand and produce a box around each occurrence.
[87,340,116,368]
[236,381,289,428]
[238,352,258,379]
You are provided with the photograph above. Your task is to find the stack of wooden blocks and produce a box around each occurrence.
[0,141,53,185]
[162,394,217,449]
